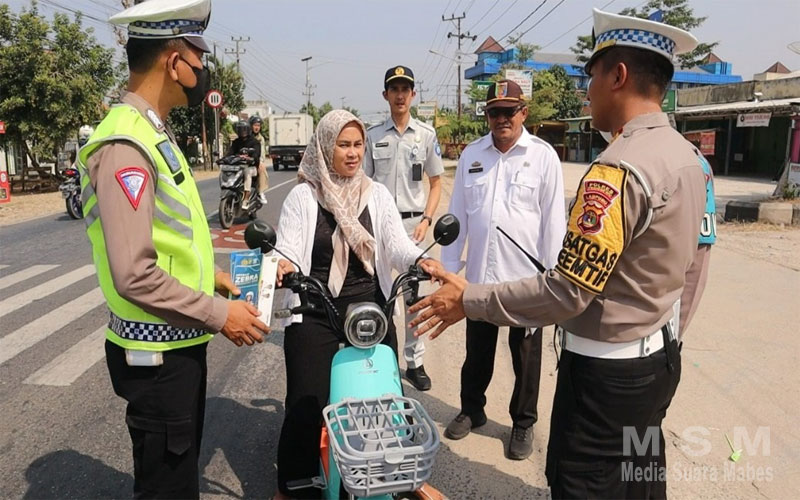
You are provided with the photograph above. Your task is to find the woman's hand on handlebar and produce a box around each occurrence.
[276,259,296,287]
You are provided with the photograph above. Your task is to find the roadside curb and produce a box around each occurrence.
[724,200,800,226]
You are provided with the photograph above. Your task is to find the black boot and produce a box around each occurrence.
[405,366,432,391]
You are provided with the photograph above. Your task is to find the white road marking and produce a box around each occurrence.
[23,326,107,386]
[0,287,105,366]
[0,264,96,318]
[0,265,59,291]
[0,265,8,271]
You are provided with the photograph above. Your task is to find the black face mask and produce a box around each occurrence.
[178,59,210,107]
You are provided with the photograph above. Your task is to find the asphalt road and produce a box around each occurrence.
[0,166,299,499]
[2,163,799,499]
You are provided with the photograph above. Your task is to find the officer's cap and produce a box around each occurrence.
[384,66,415,89]
[485,80,525,110]
[585,8,698,73]
[110,0,212,53]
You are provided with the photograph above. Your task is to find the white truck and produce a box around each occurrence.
[268,113,314,171]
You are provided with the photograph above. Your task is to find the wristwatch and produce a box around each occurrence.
[421,215,432,224]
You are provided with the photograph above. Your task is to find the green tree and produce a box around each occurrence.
[0,2,115,172]
[571,0,718,68]
[299,101,335,126]
[543,65,582,119]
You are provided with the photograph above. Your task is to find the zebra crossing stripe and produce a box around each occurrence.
[0,265,60,291]
[23,326,107,386]
[0,287,105,366]
[0,265,96,318]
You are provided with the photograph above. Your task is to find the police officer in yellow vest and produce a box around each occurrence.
[409,9,709,499]
[78,0,268,497]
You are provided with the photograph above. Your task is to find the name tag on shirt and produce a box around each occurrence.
[375,142,389,148]
[469,162,483,174]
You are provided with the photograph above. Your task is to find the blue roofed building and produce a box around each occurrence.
[465,37,742,91]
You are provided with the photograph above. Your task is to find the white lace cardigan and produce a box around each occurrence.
[272,182,422,327]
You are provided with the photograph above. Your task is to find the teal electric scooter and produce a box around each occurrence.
[245,215,460,500]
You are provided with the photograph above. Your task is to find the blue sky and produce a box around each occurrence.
[8,0,800,122]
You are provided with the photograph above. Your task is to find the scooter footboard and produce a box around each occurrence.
[323,396,440,498]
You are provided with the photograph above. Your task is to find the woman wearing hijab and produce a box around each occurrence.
[272,110,439,499]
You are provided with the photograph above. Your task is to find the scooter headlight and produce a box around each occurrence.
[344,302,387,349]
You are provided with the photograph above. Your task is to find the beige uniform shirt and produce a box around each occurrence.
[86,92,228,332]
[463,113,706,342]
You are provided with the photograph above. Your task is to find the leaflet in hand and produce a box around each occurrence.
[229,249,262,306]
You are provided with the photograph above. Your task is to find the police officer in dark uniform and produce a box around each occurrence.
[409,8,710,499]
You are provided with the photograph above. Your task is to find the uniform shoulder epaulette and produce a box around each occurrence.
[415,120,436,133]
[367,123,382,131]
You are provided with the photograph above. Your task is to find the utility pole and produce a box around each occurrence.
[444,12,476,124]
[416,80,429,103]
[226,36,249,70]
[301,56,315,111]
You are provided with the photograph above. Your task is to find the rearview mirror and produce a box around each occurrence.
[244,220,277,253]
[433,214,460,246]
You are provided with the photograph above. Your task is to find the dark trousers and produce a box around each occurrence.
[545,335,681,499]
[105,341,208,499]
[460,319,542,429]
[277,291,398,498]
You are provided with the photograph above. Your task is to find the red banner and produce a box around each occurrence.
[0,121,5,134]
[683,130,716,156]
[0,170,11,204]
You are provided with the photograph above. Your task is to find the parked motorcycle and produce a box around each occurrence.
[59,167,82,219]
[218,147,262,229]
[244,215,461,500]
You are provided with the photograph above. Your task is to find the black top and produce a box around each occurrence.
[310,204,378,298]
[226,136,261,165]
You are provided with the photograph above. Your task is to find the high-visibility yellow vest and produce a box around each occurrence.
[77,104,215,351]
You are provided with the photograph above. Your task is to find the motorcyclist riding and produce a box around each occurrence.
[226,120,261,209]
[249,115,270,205]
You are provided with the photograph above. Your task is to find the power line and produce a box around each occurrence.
[539,0,627,49]
[497,0,548,43]
[470,0,521,40]
[515,0,568,40]
[466,0,500,33]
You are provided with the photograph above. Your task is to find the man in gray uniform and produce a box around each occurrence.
[410,8,710,498]
[364,65,444,391]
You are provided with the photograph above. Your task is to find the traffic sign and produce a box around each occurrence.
[205,90,224,109]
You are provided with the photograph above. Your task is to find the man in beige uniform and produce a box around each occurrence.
[410,9,710,499]
[83,0,268,497]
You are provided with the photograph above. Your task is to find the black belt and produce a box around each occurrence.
[400,211,423,219]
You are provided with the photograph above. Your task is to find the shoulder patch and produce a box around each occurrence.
[146,109,164,130]
[115,167,149,210]
[434,140,442,157]
[156,140,182,174]
[555,163,628,294]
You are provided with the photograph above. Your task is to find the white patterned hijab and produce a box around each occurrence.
[298,109,375,296]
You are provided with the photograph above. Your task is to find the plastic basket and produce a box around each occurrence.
[323,396,440,497]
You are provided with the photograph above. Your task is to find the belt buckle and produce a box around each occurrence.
[639,334,652,358]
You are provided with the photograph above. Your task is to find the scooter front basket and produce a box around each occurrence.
[323,395,440,498]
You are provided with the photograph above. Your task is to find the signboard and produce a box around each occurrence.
[661,89,676,112]
[505,69,533,98]
[683,130,716,156]
[737,112,771,127]
[0,170,10,204]
[417,101,437,120]
[0,121,5,134]
[475,101,486,117]
[788,162,800,187]
[205,89,224,109]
